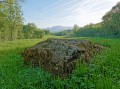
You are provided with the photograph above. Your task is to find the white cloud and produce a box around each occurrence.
[56,0,120,27]
[30,0,120,28]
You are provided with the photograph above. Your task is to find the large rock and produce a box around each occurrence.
[23,38,104,77]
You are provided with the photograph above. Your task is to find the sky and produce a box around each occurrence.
[22,0,120,28]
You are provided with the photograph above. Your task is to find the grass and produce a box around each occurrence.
[0,35,120,89]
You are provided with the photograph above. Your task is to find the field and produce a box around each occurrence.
[0,36,120,89]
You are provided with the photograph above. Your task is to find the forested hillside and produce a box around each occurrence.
[61,2,120,38]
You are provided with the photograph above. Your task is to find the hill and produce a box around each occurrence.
[44,25,73,32]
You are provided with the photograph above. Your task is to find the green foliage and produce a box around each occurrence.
[71,2,120,38]
[34,29,45,38]
[0,1,45,42]
[44,30,50,35]
[0,37,120,89]
[102,2,120,37]
[0,0,23,41]
[72,23,105,37]
[73,24,79,34]
[54,29,72,36]
[22,23,45,39]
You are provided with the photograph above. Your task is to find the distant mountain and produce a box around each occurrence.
[44,26,73,32]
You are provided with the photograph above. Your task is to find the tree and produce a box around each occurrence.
[0,0,23,41]
[22,23,45,39]
[102,2,120,37]
[73,24,79,36]
[70,2,120,38]
[44,30,50,35]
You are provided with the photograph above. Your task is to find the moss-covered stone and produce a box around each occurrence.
[23,38,105,77]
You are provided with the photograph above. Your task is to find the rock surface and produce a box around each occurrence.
[23,38,104,77]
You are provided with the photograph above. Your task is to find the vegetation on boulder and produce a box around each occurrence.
[23,38,104,77]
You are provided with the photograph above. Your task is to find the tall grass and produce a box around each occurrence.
[0,36,120,89]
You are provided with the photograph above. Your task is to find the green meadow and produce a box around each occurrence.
[0,36,120,89]
[0,1,120,89]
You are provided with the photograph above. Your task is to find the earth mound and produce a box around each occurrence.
[23,38,104,77]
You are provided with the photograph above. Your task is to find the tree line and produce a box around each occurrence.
[0,0,48,42]
[72,2,120,38]
[60,2,120,38]
[22,23,44,39]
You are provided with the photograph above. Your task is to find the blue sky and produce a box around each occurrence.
[22,0,120,28]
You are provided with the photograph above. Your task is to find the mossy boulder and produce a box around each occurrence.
[23,38,104,77]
